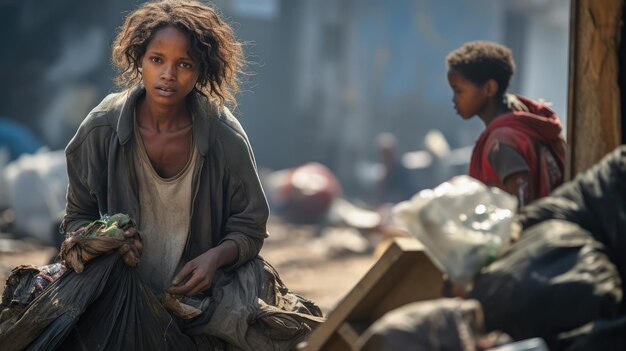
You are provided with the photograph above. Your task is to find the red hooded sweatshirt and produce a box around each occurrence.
[469,95,566,200]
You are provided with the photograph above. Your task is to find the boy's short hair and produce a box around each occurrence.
[446,41,515,97]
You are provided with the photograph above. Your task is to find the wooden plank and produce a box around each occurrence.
[301,237,443,351]
[369,252,442,322]
[336,322,362,349]
[319,334,350,351]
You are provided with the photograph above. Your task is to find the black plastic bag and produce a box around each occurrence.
[518,146,626,300]
[470,219,622,346]
[0,253,198,351]
[559,316,626,350]
[357,298,497,351]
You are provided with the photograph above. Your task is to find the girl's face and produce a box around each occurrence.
[139,26,199,108]
[447,69,488,120]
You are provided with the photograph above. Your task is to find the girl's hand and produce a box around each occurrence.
[167,240,238,297]
[118,227,143,267]
[167,250,219,296]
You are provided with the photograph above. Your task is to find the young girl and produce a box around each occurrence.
[60,0,322,348]
[446,41,566,206]
[64,0,263,298]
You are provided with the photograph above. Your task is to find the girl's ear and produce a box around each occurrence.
[483,79,499,97]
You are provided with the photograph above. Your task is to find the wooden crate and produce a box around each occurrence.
[301,237,443,351]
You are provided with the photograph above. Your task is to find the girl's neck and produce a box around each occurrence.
[479,100,511,126]
[136,98,191,133]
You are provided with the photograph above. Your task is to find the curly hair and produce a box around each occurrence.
[445,41,515,98]
[112,0,245,107]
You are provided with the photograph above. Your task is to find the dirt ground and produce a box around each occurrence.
[0,218,379,316]
[261,219,379,313]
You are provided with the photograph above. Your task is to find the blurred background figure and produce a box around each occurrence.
[374,132,416,206]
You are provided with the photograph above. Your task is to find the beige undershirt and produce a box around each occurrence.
[133,115,197,294]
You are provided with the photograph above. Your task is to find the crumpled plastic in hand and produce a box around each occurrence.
[60,213,138,273]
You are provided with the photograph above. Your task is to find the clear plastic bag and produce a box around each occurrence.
[393,176,519,290]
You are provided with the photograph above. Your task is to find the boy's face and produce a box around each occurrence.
[447,69,487,120]
[139,26,200,108]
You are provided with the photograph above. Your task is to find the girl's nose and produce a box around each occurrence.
[161,65,175,80]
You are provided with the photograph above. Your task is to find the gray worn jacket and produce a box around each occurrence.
[62,85,269,267]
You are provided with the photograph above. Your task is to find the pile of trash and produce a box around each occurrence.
[378,171,625,350]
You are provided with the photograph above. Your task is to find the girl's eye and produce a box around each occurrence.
[179,62,193,69]
[150,57,162,63]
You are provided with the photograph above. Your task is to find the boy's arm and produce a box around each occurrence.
[502,171,532,207]
[487,141,533,205]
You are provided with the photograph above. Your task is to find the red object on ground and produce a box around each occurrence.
[275,162,341,223]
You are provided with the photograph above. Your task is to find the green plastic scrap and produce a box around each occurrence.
[82,213,133,238]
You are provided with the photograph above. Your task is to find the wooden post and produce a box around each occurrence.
[567,0,623,178]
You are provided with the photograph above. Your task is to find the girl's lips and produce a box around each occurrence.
[156,87,176,97]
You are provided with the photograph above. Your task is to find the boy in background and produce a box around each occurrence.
[446,41,566,206]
